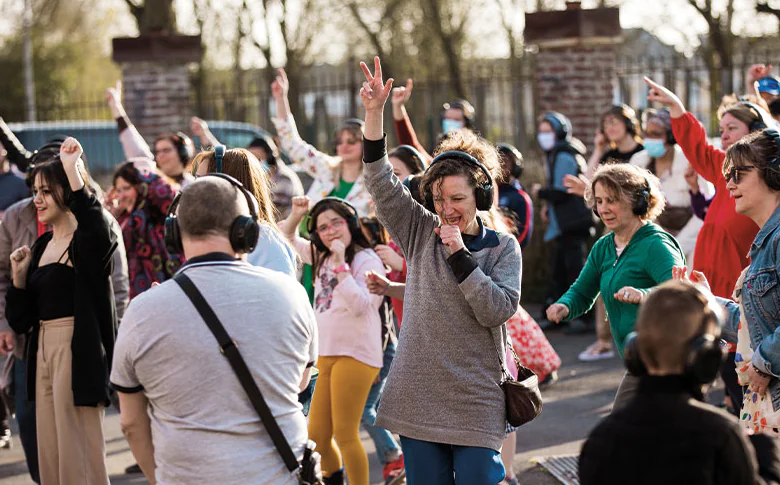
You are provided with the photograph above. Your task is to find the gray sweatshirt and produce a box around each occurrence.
[363,138,522,451]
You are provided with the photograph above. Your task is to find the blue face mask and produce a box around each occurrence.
[644,138,667,158]
[260,161,271,173]
[442,119,465,134]
[537,132,556,152]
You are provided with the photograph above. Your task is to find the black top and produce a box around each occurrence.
[6,188,118,407]
[28,262,75,321]
[579,375,780,485]
[599,144,644,164]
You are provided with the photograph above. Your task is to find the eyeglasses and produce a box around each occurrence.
[724,165,756,184]
[315,219,347,234]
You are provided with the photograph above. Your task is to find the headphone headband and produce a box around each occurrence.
[306,197,359,234]
[424,150,495,212]
[428,151,494,186]
[763,128,780,167]
[214,144,226,173]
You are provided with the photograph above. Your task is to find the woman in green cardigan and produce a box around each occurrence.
[547,163,686,409]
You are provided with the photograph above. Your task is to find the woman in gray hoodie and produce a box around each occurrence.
[358,57,522,484]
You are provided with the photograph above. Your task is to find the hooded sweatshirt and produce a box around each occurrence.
[557,223,685,356]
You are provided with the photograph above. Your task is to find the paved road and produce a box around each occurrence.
[0,318,724,484]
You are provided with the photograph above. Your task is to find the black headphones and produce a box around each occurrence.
[164,173,260,255]
[591,178,651,218]
[442,99,475,128]
[739,101,769,132]
[542,112,571,141]
[305,197,361,252]
[497,143,524,179]
[173,132,195,164]
[604,104,640,137]
[214,144,225,173]
[391,145,428,173]
[422,150,495,213]
[623,285,726,385]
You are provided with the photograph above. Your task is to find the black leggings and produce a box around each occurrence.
[720,351,742,417]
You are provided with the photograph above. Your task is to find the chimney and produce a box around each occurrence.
[565,1,582,10]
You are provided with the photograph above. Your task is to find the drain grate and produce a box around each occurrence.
[532,454,580,485]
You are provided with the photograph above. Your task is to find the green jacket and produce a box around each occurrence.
[558,223,686,357]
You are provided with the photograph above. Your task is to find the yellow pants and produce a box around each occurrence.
[308,356,379,485]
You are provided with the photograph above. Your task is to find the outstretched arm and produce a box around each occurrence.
[280,196,314,265]
[107,82,155,162]
[390,79,432,162]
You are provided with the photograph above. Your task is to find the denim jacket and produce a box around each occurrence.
[719,203,780,411]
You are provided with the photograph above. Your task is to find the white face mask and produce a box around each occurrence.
[537,132,556,152]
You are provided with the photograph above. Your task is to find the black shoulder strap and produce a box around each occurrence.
[174,272,300,473]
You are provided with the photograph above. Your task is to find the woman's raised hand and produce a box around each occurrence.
[271,68,290,100]
[672,266,712,293]
[60,137,83,172]
[106,80,125,118]
[360,57,394,113]
[10,246,32,289]
[644,77,686,119]
[390,78,413,121]
[290,196,310,220]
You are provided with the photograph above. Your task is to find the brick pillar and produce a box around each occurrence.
[112,35,202,139]
[525,2,621,151]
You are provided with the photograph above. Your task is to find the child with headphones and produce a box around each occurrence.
[359,57,521,485]
[579,280,780,485]
[280,195,384,485]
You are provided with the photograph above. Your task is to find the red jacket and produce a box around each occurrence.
[671,112,758,298]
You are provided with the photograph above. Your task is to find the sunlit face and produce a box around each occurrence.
[719,113,750,150]
[315,208,353,250]
[603,114,628,143]
[335,129,362,164]
[432,175,478,234]
[389,156,413,180]
[154,139,183,177]
[443,108,466,124]
[32,174,66,224]
[725,163,770,219]
[114,176,138,212]
[593,182,638,232]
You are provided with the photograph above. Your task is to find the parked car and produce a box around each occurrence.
[6,119,298,176]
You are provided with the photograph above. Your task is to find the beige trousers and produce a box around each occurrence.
[36,317,109,485]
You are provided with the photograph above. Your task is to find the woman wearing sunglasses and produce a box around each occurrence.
[675,128,780,433]
[644,78,774,416]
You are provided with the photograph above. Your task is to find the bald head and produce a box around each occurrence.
[178,176,250,241]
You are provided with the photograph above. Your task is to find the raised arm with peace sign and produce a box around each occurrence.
[360,56,394,141]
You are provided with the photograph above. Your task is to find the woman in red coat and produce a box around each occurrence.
[644,78,771,415]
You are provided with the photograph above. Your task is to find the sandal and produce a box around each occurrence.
[578,341,615,362]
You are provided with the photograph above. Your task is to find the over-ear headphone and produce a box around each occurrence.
[541,112,571,141]
[164,173,260,255]
[623,284,726,384]
[442,99,476,128]
[497,143,524,179]
[305,197,361,252]
[422,150,495,213]
[739,101,769,132]
[591,177,651,218]
[604,104,640,138]
[174,132,195,164]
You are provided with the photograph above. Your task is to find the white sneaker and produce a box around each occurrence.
[578,341,615,362]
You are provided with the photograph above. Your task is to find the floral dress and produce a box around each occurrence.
[734,268,780,434]
[506,306,561,382]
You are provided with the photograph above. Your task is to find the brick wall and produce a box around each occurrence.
[535,44,617,151]
[117,60,192,140]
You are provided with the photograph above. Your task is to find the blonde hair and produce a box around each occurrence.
[192,148,277,226]
[585,163,666,222]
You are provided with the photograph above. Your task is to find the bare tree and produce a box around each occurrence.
[687,0,736,131]
[341,0,409,81]
[123,0,178,35]
[757,0,780,22]
[421,0,473,98]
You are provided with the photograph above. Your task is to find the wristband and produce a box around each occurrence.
[753,364,771,378]
[333,263,351,275]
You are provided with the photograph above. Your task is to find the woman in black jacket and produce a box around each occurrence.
[7,137,116,485]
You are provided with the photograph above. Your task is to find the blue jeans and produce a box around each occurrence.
[361,341,399,465]
[400,436,505,485]
[14,357,39,483]
[298,369,318,417]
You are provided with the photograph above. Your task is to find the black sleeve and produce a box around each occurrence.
[115,115,130,133]
[537,187,570,203]
[446,249,478,283]
[715,428,767,485]
[363,135,387,163]
[750,434,780,484]
[69,188,118,278]
[0,118,33,172]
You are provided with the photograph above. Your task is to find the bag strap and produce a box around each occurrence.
[174,273,300,474]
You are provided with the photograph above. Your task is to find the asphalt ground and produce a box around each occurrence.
[0,311,726,485]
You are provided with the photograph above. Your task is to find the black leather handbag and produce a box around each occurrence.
[175,273,323,485]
